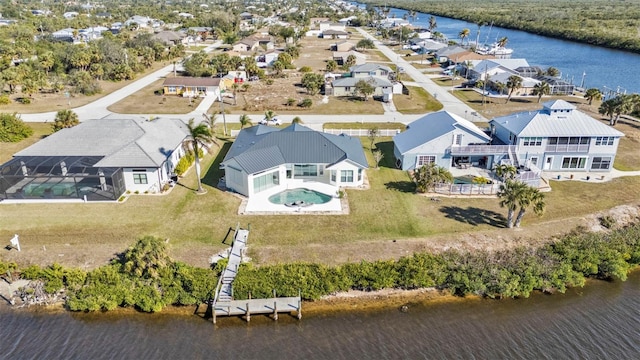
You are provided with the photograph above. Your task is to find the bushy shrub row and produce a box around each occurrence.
[174,149,204,176]
[11,224,640,312]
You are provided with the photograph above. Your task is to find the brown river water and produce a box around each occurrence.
[2,271,640,359]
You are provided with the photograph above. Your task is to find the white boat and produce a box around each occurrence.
[476,43,513,58]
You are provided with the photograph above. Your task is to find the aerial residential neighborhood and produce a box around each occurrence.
[2,1,640,346]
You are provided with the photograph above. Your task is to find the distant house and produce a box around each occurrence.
[221,123,368,198]
[490,100,624,172]
[332,40,354,52]
[350,63,393,78]
[0,118,192,201]
[63,11,78,19]
[319,22,346,32]
[233,35,274,52]
[256,49,282,67]
[332,76,394,97]
[433,46,468,63]
[393,111,492,171]
[162,77,222,98]
[309,17,330,28]
[322,29,349,39]
[332,50,367,65]
[239,12,254,20]
[153,31,185,46]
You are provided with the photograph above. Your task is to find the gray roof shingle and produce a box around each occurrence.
[223,124,368,174]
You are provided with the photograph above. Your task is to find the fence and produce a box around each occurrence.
[323,129,401,136]
[434,183,500,196]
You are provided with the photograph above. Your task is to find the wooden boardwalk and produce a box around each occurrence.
[211,225,302,324]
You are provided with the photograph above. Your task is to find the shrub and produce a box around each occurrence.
[0,95,10,105]
[299,66,312,73]
[298,98,313,108]
[0,113,33,142]
[18,97,31,104]
[600,215,617,229]
[286,98,296,106]
[175,151,195,176]
[265,79,274,85]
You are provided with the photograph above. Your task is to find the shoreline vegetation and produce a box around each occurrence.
[2,223,640,316]
[358,0,640,55]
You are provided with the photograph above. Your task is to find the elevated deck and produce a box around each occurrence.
[214,297,302,322]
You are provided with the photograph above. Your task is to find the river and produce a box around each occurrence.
[364,4,640,95]
[2,271,639,359]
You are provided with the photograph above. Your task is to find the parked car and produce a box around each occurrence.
[259,118,281,126]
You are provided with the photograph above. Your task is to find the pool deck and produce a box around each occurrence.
[240,181,347,215]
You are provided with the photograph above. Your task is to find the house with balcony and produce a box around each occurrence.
[221,123,368,198]
[489,100,624,173]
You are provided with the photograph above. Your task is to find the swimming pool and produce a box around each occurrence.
[268,188,333,205]
[453,175,476,184]
[22,182,78,197]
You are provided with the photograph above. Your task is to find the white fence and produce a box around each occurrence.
[434,183,501,195]
[323,129,402,136]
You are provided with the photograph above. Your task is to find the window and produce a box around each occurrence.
[522,137,542,146]
[133,173,148,184]
[357,169,362,181]
[417,155,435,166]
[331,171,336,182]
[294,164,318,177]
[561,157,587,169]
[345,86,351,91]
[595,137,615,146]
[168,86,176,93]
[454,134,463,145]
[549,137,589,145]
[591,157,611,170]
[530,157,538,166]
[319,165,324,176]
[340,170,353,183]
[253,170,279,193]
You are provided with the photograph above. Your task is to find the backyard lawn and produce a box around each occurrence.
[2,128,640,269]
[107,79,203,114]
[393,86,443,114]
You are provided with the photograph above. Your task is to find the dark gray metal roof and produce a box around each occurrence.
[223,124,368,174]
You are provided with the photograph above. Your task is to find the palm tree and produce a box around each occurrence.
[428,16,437,32]
[292,116,303,124]
[495,81,507,96]
[506,75,523,103]
[411,162,453,193]
[513,186,545,228]
[239,114,252,129]
[599,99,617,124]
[231,83,239,105]
[458,28,470,46]
[497,179,528,228]
[185,118,213,193]
[52,109,79,132]
[584,88,602,106]
[497,37,508,48]
[264,110,277,122]
[495,164,517,181]
[532,81,550,103]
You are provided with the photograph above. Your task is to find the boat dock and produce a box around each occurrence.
[210,224,302,324]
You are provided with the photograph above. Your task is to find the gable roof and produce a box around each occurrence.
[15,118,190,168]
[350,63,392,73]
[394,111,491,154]
[223,124,368,174]
[489,100,625,137]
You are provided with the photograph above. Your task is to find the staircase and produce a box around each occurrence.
[507,145,520,168]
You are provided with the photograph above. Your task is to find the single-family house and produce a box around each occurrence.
[125,15,153,29]
[393,111,492,171]
[239,12,254,20]
[332,41,355,52]
[162,77,222,98]
[322,29,349,39]
[256,49,282,68]
[489,100,624,172]
[331,76,394,97]
[153,31,185,46]
[221,123,368,198]
[309,17,330,28]
[52,28,76,42]
[232,38,258,52]
[319,22,346,32]
[350,63,393,78]
[0,118,192,201]
[63,11,78,19]
[332,50,367,65]
[433,46,468,63]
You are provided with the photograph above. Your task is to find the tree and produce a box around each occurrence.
[546,67,560,77]
[264,110,277,122]
[368,127,379,149]
[506,75,523,103]
[584,88,602,106]
[292,116,303,124]
[494,81,506,95]
[412,162,453,193]
[600,94,634,126]
[497,37,509,48]
[356,39,375,50]
[241,83,250,92]
[231,83,239,105]
[326,60,337,72]
[121,236,172,279]
[373,149,384,169]
[599,98,617,125]
[0,113,33,142]
[458,28,470,46]
[301,72,324,95]
[428,16,437,32]
[271,60,284,76]
[495,164,517,181]
[185,118,213,193]
[532,81,550,103]
[497,179,528,228]
[52,110,79,132]
[344,54,357,68]
[355,79,375,101]
[513,186,545,228]
[239,114,252,129]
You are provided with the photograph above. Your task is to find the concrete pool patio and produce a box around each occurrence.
[237,181,349,215]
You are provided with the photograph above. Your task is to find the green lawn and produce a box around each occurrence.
[393,86,443,114]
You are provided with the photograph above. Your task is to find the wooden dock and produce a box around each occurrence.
[210,224,302,324]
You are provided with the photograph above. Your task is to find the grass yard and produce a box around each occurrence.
[393,86,443,114]
[0,61,170,114]
[3,130,640,269]
[107,79,203,114]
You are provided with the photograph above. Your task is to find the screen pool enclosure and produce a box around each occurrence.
[0,156,126,201]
